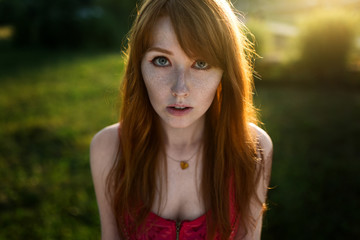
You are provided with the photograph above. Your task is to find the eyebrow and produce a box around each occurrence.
[147,47,173,55]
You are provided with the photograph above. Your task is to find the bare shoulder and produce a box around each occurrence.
[248,123,273,160]
[90,123,120,167]
[90,123,121,239]
[91,122,120,149]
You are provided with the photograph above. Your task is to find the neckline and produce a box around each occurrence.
[148,210,208,224]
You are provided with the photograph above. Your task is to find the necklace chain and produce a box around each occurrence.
[166,145,201,170]
[166,148,199,162]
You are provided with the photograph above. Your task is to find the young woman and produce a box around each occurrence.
[90,0,273,239]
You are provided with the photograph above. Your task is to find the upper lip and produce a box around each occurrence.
[168,104,192,108]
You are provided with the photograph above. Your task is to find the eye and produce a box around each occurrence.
[152,56,170,67]
[193,60,210,70]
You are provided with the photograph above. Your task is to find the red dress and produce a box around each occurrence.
[121,181,239,240]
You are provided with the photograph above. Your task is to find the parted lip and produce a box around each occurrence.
[167,103,192,108]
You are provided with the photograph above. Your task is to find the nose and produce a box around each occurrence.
[171,68,189,97]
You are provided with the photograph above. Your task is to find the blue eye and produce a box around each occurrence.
[193,60,209,70]
[152,57,170,67]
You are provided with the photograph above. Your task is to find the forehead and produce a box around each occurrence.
[145,14,222,68]
[150,16,180,49]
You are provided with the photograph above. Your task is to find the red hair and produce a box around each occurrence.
[107,0,262,239]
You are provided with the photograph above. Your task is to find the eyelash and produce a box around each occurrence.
[151,56,170,67]
[192,61,210,70]
[150,56,211,70]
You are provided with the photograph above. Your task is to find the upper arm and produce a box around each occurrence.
[252,123,273,203]
[90,123,121,240]
[239,123,273,240]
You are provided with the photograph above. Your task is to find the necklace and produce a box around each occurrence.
[166,147,200,170]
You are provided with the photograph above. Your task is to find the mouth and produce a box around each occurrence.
[166,104,193,116]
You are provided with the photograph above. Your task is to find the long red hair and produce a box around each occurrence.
[107,0,262,239]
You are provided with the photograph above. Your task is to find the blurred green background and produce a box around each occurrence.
[0,0,359,239]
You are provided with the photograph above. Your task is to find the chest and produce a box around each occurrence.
[151,158,205,221]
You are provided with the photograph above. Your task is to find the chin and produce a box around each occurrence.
[166,121,192,129]
[157,111,205,129]
[166,116,205,130]
[159,116,193,129]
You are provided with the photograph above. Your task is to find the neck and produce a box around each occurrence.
[162,117,204,154]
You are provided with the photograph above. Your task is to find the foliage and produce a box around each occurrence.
[0,0,137,49]
[296,9,358,83]
[255,85,360,239]
[246,18,272,57]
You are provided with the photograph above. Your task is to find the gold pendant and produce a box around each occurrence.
[180,161,189,170]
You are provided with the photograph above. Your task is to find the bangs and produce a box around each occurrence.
[165,0,226,69]
[137,0,232,70]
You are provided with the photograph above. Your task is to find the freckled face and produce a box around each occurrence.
[141,16,223,129]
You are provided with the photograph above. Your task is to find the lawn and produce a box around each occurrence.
[1,48,359,239]
[256,84,360,239]
[0,48,122,240]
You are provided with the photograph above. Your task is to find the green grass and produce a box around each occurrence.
[1,48,359,239]
[256,85,360,239]
[0,48,123,240]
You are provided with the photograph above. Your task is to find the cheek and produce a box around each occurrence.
[141,63,154,86]
[194,71,222,99]
[141,64,169,103]
[142,63,157,90]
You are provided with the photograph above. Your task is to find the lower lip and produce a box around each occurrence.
[166,107,193,116]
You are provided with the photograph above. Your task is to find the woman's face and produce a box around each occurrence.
[141,16,223,129]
